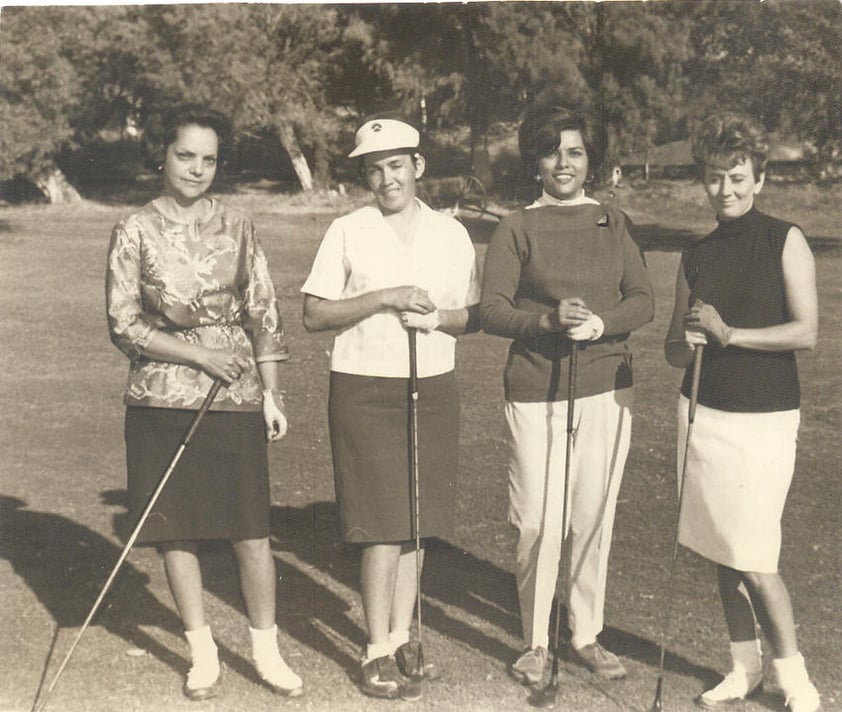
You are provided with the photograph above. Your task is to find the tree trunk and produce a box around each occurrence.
[276,119,313,192]
[34,167,82,204]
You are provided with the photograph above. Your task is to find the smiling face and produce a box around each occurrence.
[536,129,589,201]
[162,124,219,205]
[702,157,764,220]
[362,150,425,215]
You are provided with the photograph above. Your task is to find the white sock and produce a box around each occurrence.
[249,624,279,661]
[185,625,217,660]
[773,653,811,689]
[388,629,410,654]
[365,641,393,663]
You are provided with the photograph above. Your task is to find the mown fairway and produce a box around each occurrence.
[1,183,840,711]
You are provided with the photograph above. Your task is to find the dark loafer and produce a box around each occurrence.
[395,641,441,681]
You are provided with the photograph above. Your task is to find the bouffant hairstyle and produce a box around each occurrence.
[691,112,769,180]
[518,104,606,179]
[144,104,232,169]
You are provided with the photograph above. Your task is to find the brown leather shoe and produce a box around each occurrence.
[571,642,627,679]
[359,655,422,701]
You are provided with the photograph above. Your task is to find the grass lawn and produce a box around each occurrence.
[1,181,840,711]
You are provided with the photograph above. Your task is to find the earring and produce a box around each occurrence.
[533,174,542,183]
[156,164,163,174]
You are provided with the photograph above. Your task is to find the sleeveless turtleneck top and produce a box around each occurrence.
[681,208,800,412]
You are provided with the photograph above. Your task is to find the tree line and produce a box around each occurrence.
[1,1,840,203]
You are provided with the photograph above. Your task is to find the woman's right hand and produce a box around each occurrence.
[555,297,592,329]
[195,347,250,385]
[382,286,436,314]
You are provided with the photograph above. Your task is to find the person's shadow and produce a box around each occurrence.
[0,494,259,702]
[265,501,721,696]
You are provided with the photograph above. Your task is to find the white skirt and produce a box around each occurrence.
[676,395,799,573]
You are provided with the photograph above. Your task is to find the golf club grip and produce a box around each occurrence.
[407,328,418,388]
[566,345,578,431]
[183,379,223,444]
[688,345,704,424]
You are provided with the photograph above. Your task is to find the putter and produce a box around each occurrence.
[31,380,224,712]
[529,343,579,709]
[407,328,426,678]
[649,345,704,712]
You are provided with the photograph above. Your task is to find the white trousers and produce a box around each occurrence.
[506,388,632,650]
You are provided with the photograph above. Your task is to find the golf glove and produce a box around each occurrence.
[567,314,604,342]
[684,329,708,346]
[401,310,440,333]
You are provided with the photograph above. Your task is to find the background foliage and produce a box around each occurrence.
[1,0,840,202]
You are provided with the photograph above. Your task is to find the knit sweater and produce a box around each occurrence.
[480,203,654,402]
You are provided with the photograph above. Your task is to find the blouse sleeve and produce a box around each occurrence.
[300,219,348,300]
[106,220,154,361]
[242,219,289,363]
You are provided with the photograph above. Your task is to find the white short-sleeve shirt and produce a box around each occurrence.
[301,200,480,378]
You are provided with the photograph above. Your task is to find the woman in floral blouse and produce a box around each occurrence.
[106,105,302,701]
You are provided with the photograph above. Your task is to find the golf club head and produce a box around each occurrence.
[649,677,664,712]
[527,679,558,709]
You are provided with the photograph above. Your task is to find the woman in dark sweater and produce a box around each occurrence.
[665,113,819,712]
[481,104,653,686]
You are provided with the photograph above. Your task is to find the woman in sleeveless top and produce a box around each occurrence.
[664,113,820,712]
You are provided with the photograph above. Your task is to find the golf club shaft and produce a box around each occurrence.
[653,345,704,690]
[550,343,578,681]
[407,328,423,654]
[32,380,223,712]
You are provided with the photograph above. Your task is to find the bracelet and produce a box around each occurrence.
[262,388,286,400]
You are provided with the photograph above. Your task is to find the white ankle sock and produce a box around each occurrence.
[185,625,217,660]
[365,641,393,663]
[388,630,410,653]
[249,624,279,661]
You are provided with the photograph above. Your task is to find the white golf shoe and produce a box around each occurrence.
[773,654,821,712]
[697,668,762,708]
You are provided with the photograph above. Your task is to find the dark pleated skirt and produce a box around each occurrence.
[124,407,269,544]
[329,371,459,544]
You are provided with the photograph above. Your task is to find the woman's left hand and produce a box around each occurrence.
[400,310,440,333]
[262,389,288,442]
[684,300,732,346]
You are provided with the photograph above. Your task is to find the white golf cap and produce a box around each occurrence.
[348,119,420,158]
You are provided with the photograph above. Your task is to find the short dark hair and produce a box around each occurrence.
[145,104,232,168]
[518,104,605,177]
[691,112,769,180]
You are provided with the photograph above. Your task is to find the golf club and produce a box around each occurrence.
[649,344,704,712]
[407,327,425,678]
[529,343,579,709]
[31,379,224,712]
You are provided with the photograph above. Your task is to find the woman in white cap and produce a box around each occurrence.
[301,115,480,700]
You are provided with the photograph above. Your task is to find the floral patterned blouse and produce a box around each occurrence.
[106,198,288,412]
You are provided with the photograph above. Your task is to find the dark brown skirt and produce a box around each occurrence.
[124,407,269,544]
[328,371,459,544]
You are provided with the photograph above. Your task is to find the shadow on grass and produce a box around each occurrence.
[0,494,266,697]
[5,493,721,698]
[266,501,717,688]
[0,496,184,684]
